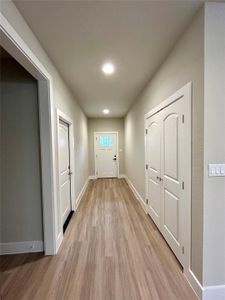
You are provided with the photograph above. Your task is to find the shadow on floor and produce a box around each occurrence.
[0,252,45,272]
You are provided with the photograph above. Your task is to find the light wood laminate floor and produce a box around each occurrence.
[0,178,197,300]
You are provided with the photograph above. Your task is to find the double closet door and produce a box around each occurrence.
[146,96,188,266]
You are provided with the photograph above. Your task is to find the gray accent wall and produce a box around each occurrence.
[0,57,43,242]
[88,118,124,176]
[124,8,204,283]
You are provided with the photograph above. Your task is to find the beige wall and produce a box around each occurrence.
[0,1,89,242]
[203,3,225,287]
[88,118,124,176]
[125,8,204,283]
[0,57,43,242]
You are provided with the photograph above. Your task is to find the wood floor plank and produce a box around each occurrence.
[0,178,197,300]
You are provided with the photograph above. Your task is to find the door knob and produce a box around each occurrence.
[113,158,117,161]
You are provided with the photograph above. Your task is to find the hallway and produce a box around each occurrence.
[0,179,196,300]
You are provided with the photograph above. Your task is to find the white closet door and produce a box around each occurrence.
[161,98,185,264]
[146,113,162,228]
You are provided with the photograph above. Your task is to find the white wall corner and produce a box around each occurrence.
[118,174,126,179]
[124,175,147,213]
[0,241,44,255]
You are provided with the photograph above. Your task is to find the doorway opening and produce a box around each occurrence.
[1,16,58,254]
[0,46,43,254]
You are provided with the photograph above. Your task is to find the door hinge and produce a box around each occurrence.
[145,129,148,134]
[182,114,184,123]
[146,199,148,204]
[182,181,184,190]
[146,164,148,170]
[182,246,185,254]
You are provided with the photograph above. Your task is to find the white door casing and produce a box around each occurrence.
[145,82,191,271]
[94,132,118,178]
[58,120,72,225]
[57,109,75,231]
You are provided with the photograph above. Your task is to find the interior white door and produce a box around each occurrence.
[160,98,185,264]
[95,132,118,178]
[146,113,162,228]
[146,96,186,265]
[59,120,72,225]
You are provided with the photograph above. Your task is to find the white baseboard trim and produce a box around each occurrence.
[185,268,203,299]
[74,178,90,211]
[89,175,125,179]
[0,240,44,255]
[203,284,225,300]
[185,268,225,300]
[124,175,147,213]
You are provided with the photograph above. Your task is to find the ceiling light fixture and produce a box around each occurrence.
[103,109,110,114]
[102,62,114,75]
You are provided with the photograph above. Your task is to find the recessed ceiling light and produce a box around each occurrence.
[103,109,110,114]
[102,62,114,75]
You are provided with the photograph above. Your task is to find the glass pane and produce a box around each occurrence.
[99,135,113,147]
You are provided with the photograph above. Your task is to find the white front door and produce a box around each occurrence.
[59,120,72,225]
[146,96,186,265]
[95,132,118,178]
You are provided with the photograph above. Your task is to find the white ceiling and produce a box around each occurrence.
[14,0,204,117]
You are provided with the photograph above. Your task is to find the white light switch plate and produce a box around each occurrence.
[208,164,225,177]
